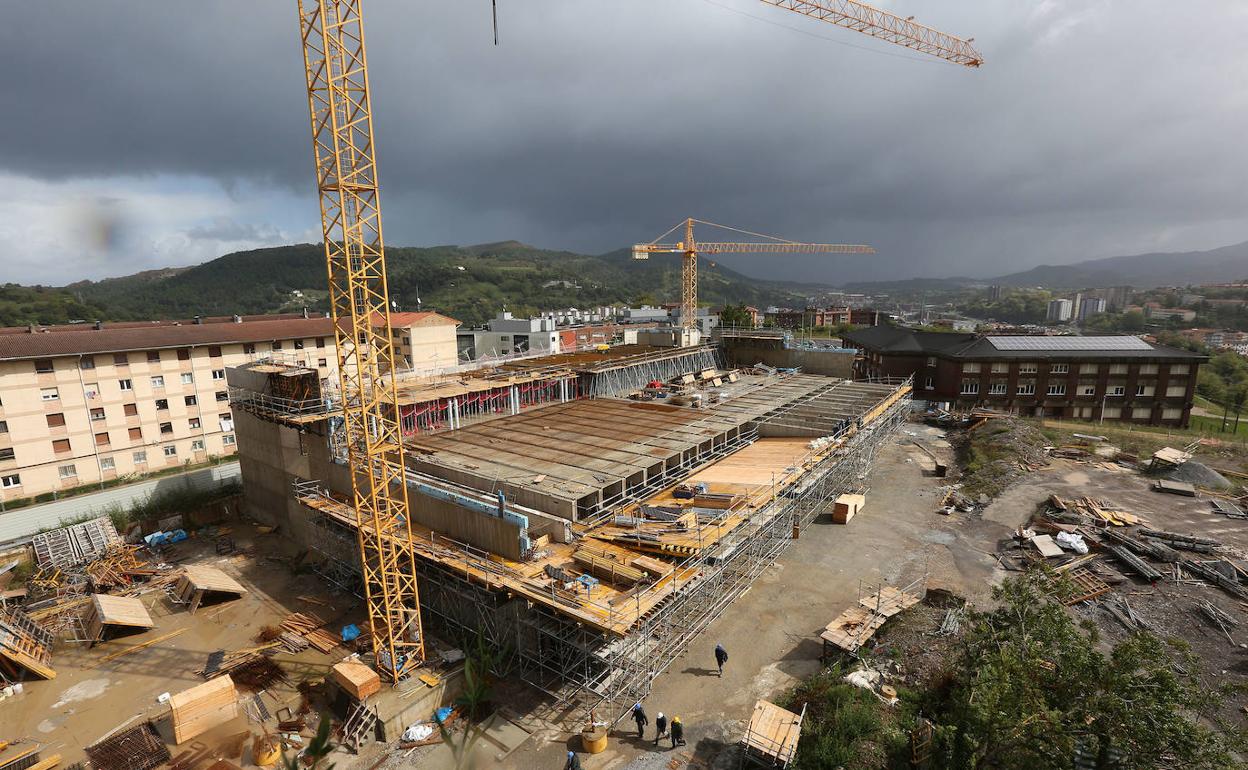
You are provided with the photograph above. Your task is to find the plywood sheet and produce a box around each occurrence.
[856,586,920,618]
[169,674,238,744]
[180,565,247,594]
[744,699,802,765]
[91,594,154,628]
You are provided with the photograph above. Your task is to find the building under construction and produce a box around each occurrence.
[227,342,910,720]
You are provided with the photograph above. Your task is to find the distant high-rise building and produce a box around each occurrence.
[1077,297,1107,322]
[989,285,1005,301]
[1103,286,1133,311]
[1046,298,1073,322]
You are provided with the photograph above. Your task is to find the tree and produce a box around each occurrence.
[922,572,1238,769]
[720,303,754,329]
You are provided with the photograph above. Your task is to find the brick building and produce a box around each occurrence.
[843,327,1206,426]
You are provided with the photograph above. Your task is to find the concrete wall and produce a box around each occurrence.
[0,461,241,544]
[722,339,854,378]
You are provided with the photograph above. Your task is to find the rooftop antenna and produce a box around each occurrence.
[492,0,498,46]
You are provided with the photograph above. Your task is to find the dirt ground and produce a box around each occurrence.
[4,524,370,768]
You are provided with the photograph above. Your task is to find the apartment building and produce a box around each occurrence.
[379,312,460,374]
[844,327,1206,427]
[0,314,338,503]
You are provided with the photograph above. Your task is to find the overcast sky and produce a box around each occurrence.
[2,1,1246,286]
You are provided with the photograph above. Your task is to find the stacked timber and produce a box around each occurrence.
[169,674,238,744]
[332,660,381,700]
[832,494,865,525]
[571,549,646,586]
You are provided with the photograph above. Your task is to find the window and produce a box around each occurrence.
[46,413,66,428]
[151,375,165,389]
[1102,406,1122,419]
[212,369,225,381]
[296,360,306,368]
[1165,385,1186,398]
[315,337,325,348]
[191,439,205,451]
[95,432,110,446]
[216,391,229,402]
[1017,383,1036,395]
[83,382,99,399]
[133,450,148,464]
[177,348,191,361]
[1132,406,1151,419]
[1018,363,1038,374]
[243,343,257,355]
[1081,385,1097,396]
[960,381,979,395]
[1136,384,1154,397]
[962,363,981,374]
[1109,364,1128,375]
[1162,408,1183,420]
[58,464,77,479]
[52,439,71,453]
[155,398,169,411]
[159,422,173,435]
[988,382,1007,395]
[81,355,95,370]
[925,356,936,367]
[1170,364,1190,375]
[1,474,21,489]
[318,358,328,368]
[185,395,198,406]
[147,350,161,363]
[128,427,143,441]
[34,359,54,373]
[220,414,234,431]
[208,345,222,358]
[163,445,178,457]
[188,417,201,429]
[1047,384,1066,396]
[123,403,138,416]
[119,378,133,391]
[1080,364,1099,374]
[990,363,1008,374]
[1139,364,1158,375]
[923,376,933,389]
[40,387,59,401]
[1108,385,1126,397]
[272,341,283,351]
[0,420,7,433]
[1051,363,1069,374]
[181,372,194,385]
[100,457,115,471]
[0,448,14,462]
[114,353,128,366]
[222,434,236,446]
[294,339,305,350]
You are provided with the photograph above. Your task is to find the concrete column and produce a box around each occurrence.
[447,398,456,430]
[560,378,568,403]
[511,386,520,415]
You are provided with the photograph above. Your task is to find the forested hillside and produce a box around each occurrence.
[1,242,809,327]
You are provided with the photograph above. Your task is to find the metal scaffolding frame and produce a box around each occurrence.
[407,382,911,724]
[586,346,723,397]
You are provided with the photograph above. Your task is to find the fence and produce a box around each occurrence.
[0,462,242,545]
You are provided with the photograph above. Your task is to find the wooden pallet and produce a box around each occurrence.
[1060,567,1111,605]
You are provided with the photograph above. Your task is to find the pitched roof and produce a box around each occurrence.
[0,315,334,361]
[377,311,460,328]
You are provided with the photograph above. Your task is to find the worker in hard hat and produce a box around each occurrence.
[564,750,583,769]
[670,715,686,748]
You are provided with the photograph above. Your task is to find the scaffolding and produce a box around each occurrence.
[585,345,722,397]
[409,382,911,723]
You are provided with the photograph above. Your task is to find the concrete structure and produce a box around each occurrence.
[1046,299,1073,323]
[844,327,1206,426]
[228,343,911,721]
[1145,306,1197,322]
[457,311,561,360]
[0,314,335,504]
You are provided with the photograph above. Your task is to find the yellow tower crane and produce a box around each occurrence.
[287,0,980,682]
[632,218,874,332]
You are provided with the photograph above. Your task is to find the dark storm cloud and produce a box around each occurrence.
[2,1,1246,284]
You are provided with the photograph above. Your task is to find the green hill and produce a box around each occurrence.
[14,242,810,327]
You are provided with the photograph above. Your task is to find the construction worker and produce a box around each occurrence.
[715,643,728,677]
[670,715,685,748]
[564,750,582,770]
[632,702,649,739]
[653,712,668,746]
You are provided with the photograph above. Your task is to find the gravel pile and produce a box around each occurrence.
[1161,459,1232,490]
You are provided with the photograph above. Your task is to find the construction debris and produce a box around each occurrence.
[1138,528,1220,553]
[31,517,122,570]
[85,722,170,770]
[1106,546,1165,583]
[0,606,56,679]
[174,565,248,614]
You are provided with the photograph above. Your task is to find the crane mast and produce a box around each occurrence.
[297,0,423,680]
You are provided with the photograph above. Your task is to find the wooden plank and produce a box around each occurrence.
[97,628,187,663]
[91,594,154,628]
[744,699,801,764]
[857,586,920,618]
[179,565,247,594]
[169,674,238,744]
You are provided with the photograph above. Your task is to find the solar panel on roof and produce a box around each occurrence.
[986,336,1152,352]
